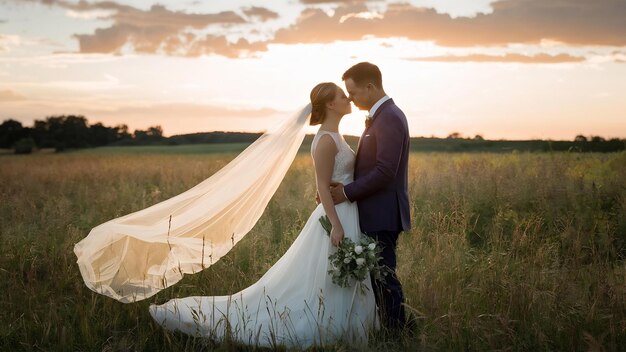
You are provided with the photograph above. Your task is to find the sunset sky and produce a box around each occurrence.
[1,0,625,139]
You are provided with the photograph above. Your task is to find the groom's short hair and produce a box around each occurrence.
[342,62,383,89]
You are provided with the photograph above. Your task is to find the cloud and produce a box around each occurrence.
[67,2,249,56]
[168,35,267,58]
[300,0,374,3]
[20,0,271,57]
[112,103,280,118]
[0,52,123,68]
[0,34,22,47]
[272,6,367,44]
[408,53,587,64]
[13,0,626,59]
[0,34,63,52]
[243,6,279,21]
[0,90,27,102]
[0,34,24,53]
[64,9,115,20]
[55,1,245,27]
[272,0,626,47]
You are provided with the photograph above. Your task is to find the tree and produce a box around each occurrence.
[32,115,90,150]
[0,119,28,148]
[447,132,462,139]
[2,116,170,151]
[114,124,131,140]
[574,135,587,142]
[473,134,484,141]
[574,134,587,142]
[133,125,164,144]
[89,122,119,146]
[146,125,163,138]
[61,115,90,148]
[591,136,606,143]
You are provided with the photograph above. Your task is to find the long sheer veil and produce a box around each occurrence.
[74,104,312,303]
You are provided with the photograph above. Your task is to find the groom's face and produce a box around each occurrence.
[344,78,371,111]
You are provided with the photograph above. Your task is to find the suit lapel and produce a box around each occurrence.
[355,129,366,157]
[371,98,394,121]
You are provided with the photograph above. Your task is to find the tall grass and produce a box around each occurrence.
[0,151,625,351]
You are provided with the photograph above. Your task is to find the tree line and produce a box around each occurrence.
[0,116,165,153]
[1,116,624,154]
[436,132,626,153]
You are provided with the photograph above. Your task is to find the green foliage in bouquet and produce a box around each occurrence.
[318,215,391,294]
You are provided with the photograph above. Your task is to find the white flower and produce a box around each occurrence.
[343,257,351,264]
[368,243,376,250]
[354,245,363,255]
[356,258,366,266]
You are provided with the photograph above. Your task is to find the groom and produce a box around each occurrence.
[330,62,411,331]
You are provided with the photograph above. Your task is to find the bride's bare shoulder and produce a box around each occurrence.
[312,133,338,159]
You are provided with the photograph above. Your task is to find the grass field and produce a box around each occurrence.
[1,147,625,351]
[70,143,253,155]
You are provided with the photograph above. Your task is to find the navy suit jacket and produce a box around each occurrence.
[344,98,411,233]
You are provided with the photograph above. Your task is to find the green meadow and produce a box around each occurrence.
[1,146,625,351]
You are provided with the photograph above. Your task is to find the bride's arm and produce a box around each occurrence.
[313,134,344,246]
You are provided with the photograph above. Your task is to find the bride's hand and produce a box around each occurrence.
[330,226,344,247]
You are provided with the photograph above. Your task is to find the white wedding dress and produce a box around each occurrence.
[149,130,378,348]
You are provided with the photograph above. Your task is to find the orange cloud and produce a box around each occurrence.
[0,90,26,102]
[0,34,19,52]
[408,53,587,64]
[21,0,270,57]
[243,6,279,21]
[272,1,626,47]
[16,0,626,58]
[67,2,250,56]
[110,102,280,118]
[182,36,267,58]
[300,0,374,3]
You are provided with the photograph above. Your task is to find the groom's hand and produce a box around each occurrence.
[330,182,347,204]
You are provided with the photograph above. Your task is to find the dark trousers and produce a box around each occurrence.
[365,230,406,330]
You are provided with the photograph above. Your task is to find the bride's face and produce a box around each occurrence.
[329,87,352,117]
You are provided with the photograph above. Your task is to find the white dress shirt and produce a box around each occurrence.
[367,95,390,120]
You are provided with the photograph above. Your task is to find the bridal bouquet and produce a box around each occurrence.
[319,215,390,294]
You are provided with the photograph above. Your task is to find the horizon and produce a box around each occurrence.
[1,0,625,140]
[161,129,626,142]
[6,114,623,142]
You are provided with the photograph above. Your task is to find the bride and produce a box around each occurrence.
[148,82,378,348]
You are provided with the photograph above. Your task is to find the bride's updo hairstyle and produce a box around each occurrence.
[309,82,337,126]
